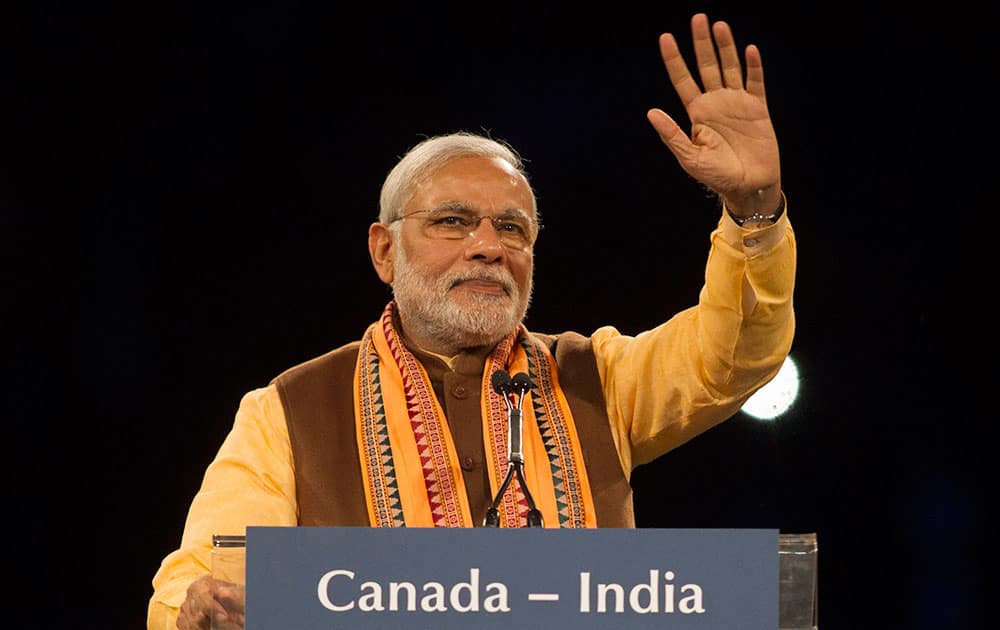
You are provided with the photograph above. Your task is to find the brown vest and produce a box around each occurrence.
[271,331,634,527]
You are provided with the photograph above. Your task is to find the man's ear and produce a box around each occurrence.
[368,222,395,284]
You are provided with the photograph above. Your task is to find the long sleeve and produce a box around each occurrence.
[147,385,298,630]
[594,207,796,474]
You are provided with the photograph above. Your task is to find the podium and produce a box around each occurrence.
[212,529,817,629]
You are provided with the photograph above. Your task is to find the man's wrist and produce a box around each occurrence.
[726,190,786,228]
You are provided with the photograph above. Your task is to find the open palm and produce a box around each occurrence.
[648,14,781,215]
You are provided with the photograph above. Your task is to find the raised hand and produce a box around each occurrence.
[647,13,781,217]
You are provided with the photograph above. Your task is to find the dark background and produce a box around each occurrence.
[9,1,990,628]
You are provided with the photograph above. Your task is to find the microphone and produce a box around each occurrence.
[510,372,532,393]
[491,369,525,463]
[484,369,544,528]
[491,369,513,396]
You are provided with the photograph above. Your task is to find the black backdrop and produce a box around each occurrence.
[9,1,990,628]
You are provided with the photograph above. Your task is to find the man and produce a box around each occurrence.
[149,12,795,629]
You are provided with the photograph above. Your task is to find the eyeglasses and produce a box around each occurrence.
[390,206,539,249]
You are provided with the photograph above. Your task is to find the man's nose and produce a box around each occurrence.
[464,217,506,260]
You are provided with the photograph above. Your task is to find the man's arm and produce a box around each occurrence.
[147,385,297,629]
[595,208,795,472]
[596,13,794,473]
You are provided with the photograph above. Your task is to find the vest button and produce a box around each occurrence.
[452,384,469,399]
[461,456,476,471]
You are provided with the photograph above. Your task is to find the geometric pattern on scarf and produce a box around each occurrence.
[520,331,589,527]
[355,301,595,528]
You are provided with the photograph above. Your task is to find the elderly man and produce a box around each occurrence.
[149,12,795,629]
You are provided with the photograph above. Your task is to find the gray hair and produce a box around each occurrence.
[378,131,533,225]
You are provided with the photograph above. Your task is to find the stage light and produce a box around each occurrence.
[740,354,800,420]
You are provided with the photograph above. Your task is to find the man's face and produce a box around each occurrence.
[389,155,537,355]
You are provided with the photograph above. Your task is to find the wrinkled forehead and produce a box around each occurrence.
[408,156,537,216]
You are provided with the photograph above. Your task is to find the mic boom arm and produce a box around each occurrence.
[484,370,544,528]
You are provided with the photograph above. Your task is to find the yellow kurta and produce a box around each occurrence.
[147,209,795,629]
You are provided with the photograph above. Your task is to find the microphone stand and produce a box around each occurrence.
[484,372,544,528]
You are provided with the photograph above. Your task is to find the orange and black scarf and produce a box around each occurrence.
[353,302,596,528]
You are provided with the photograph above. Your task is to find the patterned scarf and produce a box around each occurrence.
[353,301,596,528]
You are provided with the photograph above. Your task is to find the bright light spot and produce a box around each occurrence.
[741,355,800,420]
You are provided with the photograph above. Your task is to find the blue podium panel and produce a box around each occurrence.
[246,526,777,630]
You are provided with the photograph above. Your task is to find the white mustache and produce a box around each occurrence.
[447,271,515,294]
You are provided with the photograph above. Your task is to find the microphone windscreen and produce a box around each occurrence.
[511,372,533,392]
[491,369,513,394]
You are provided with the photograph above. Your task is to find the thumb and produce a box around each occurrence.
[646,108,697,165]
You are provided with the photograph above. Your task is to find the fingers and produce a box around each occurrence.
[712,21,743,89]
[215,582,247,615]
[178,576,214,629]
[177,576,246,630]
[691,13,723,91]
[658,33,701,107]
[659,13,759,97]
[211,599,246,630]
[744,44,767,101]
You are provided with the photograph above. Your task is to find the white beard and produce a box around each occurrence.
[391,240,532,353]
